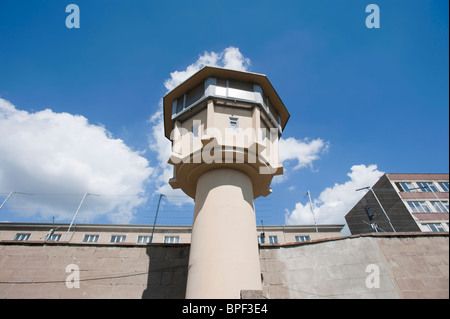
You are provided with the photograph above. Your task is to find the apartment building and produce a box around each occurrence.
[345,173,449,235]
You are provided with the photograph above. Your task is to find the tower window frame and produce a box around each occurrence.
[229,117,239,133]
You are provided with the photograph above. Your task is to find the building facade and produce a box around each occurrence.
[0,222,344,246]
[345,173,449,235]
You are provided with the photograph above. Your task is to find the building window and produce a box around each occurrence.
[423,223,446,232]
[191,121,200,139]
[258,233,265,244]
[417,182,438,193]
[260,126,267,141]
[164,236,179,244]
[83,234,99,243]
[430,201,449,213]
[229,117,239,132]
[175,95,185,114]
[397,182,417,192]
[13,233,30,241]
[408,201,431,213]
[269,236,278,244]
[185,81,205,107]
[46,234,61,242]
[110,235,126,243]
[439,182,449,192]
[137,236,152,244]
[295,236,311,242]
[215,78,227,96]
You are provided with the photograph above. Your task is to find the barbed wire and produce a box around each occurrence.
[1,188,446,226]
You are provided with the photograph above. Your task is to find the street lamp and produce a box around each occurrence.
[150,194,165,243]
[306,191,319,239]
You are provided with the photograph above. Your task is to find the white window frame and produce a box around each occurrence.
[83,234,99,243]
[164,236,179,244]
[268,235,278,244]
[438,182,449,192]
[13,233,30,241]
[110,235,126,243]
[416,182,439,193]
[46,234,61,242]
[430,201,449,213]
[295,235,311,242]
[229,117,239,133]
[422,223,446,232]
[408,201,431,213]
[398,182,418,192]
[137,235,152,244]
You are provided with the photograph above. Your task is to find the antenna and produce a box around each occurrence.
[356,186,395,232]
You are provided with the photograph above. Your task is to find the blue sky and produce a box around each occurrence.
[0,0,448,232]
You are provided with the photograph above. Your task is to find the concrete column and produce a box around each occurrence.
[185,168,262,299]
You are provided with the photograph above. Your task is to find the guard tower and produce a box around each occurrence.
[163,66,289,298]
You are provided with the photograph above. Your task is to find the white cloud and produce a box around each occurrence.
[279,137,329,170]
[222,47,251,72]
[271,137,329,185]
[163,46,251,91]
[285,164,384,227]
[0,98,153,223]
[147,107,193,205]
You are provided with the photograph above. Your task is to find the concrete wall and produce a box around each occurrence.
[0,233,448,299]
[0,243,189,299]
[260,233,449,299]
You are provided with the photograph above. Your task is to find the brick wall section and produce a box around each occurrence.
[0,242,189,299]
[260,233,449,299]
[377,235,449,298]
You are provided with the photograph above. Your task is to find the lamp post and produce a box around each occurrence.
[306,191,319,239]
[356,186,396,232]
[150,194,165,243]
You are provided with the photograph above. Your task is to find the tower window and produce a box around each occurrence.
[191,121,200,138]
[229,117,239,132]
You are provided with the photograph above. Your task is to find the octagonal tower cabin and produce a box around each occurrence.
[163,66,289,299]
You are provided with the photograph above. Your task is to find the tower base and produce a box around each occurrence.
[185,168,262,299]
